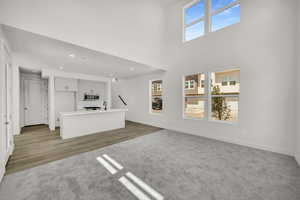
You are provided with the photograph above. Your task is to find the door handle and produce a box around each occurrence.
[5,122,9,125]
[24,107,28,110]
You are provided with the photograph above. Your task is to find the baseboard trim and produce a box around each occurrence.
[166,127,294,156]
[127,118,294,156]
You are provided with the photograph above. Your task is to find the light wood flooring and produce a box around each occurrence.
[5,121,161,175]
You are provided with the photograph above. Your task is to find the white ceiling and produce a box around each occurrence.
[3,25,164,78]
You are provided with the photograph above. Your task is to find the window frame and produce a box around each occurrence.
[210,0,240,32]
[209,68,240,123]
[182,72,208,120]
[210,0,240,17]
[183,0,240,42]
[182,0,208,42]
[229,80,236,86]
[149,79,164,115]
[182,68,240,124]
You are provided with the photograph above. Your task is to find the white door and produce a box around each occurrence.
[24,79,44,126]
[4,63,13,158]
[0,42,12,182]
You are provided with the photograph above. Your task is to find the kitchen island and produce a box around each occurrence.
[59,109,128,139]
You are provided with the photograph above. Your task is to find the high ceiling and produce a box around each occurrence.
[3,25,164,78]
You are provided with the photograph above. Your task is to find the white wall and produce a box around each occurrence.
[55,91,75,127]
[296,0,300,165]
[117,0,298,156]
[111,80,129,109]
[0,0,166,68]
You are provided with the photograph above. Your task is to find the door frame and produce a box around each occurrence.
[21,73,48,127]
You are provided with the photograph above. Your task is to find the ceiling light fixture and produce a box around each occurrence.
[59,66,64,70]
[130,67,135,71]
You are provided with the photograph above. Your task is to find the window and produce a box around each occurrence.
[183,68,240,122]
[183,0,205,41]
[201,80,205,88]
[210,69,240,122]
[185,80,196,89]
[211,0,240,32]
[183,73,206,119]
[190,80,195,88]
[229,80,236,85]
[183,0,240,41]
[222,81,228,86]
[150,80,163,114]
[185,81,189,89]
[157,83,162,91]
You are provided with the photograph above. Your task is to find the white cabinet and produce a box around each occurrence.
[55,78,78,91]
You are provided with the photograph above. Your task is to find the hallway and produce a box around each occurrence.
[6,121,161,174]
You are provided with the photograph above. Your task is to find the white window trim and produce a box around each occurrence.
[149,79,164,115]
[182,68,240,124]
[183,0,240,42]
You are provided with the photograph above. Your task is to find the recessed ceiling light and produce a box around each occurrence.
[130,67,135,71]
[112,78,118,83]
[59,66,64,70]
[69,54,75,58]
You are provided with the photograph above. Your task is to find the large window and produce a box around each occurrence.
[183,68,240,122]
[183,73,206,119]
[150,80,163,114]
[183,0,240,41]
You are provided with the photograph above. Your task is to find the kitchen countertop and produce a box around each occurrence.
[60,109,128,117]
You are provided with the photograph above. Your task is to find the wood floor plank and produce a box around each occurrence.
[5,121,161,175]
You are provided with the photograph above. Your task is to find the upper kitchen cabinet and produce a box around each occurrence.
[55,78,78,91]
